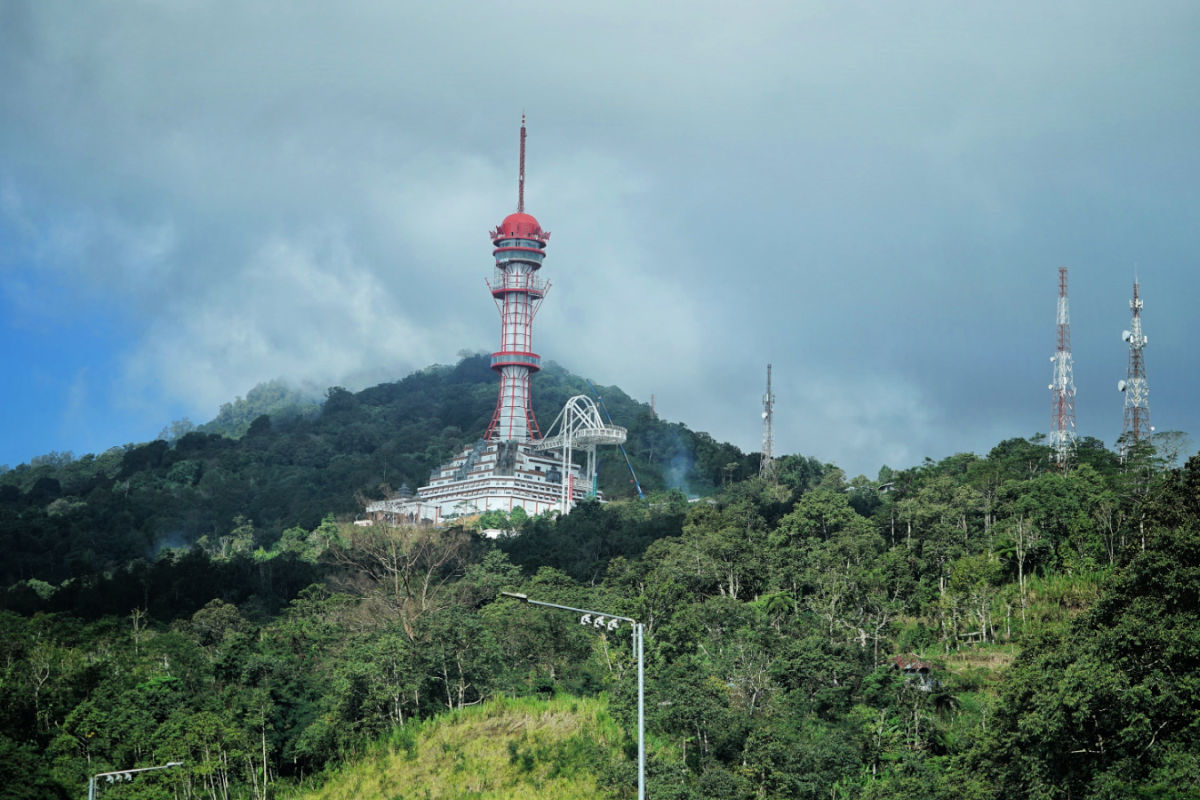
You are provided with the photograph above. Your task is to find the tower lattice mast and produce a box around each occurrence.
[484,115,550,442]
[1120,278,1150,449]
[759,364,776,481]
[1049,267,1077,468]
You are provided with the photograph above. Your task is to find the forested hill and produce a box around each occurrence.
[1,422,1197,798]
[0,355,776,585]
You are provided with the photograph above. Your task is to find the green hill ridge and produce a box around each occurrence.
[0,355,769,586]
[2,355,1199,800]
[288,695,624,800]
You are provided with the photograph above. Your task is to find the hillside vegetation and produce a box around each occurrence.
[0,355,765,586]
[1,357,1197,799]
[288,695,623,800]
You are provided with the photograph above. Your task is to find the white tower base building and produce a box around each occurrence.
[367,439,588,524]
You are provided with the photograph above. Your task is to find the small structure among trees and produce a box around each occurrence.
[890,655,936,692]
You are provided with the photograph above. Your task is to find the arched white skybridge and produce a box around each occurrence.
[533,395,627,514]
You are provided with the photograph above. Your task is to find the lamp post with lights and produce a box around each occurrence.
[87,761,184,800]
[500,592,644,800]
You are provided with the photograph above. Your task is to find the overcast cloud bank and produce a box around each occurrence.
[2,1,1198,476]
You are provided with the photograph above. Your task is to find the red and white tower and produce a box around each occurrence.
[484,115,550,442]
[1120,278,1150,448]
[370,119,626,524]
[1049,267,1076,468]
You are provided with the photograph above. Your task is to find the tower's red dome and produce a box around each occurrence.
[495,212,543,239]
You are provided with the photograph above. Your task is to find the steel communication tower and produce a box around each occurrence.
[484,115,550,442]
[1049,267,1076,468]
[759,364,776,481]
[1119,278,1150,448]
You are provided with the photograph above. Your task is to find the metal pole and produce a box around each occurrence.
[88,762,184,799]
[500,592,645,798]
[499,592,636,624]
[636,621,645,800]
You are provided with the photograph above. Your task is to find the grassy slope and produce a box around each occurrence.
[287,695,626,800]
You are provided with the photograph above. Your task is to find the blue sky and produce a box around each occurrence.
[2,1,1198,477]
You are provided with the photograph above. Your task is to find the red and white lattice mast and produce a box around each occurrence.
[1119,278,1150,449]
[484,115,550,442]
[1049,267,1076,468]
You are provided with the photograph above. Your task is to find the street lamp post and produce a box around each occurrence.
[87,762,184,800]
[501,592,644,800]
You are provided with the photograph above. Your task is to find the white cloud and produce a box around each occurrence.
[765,371,937,478]
[120,230,453,415]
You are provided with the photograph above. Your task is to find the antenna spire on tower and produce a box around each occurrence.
[1049,267,1077,469]
[518,114,526,213]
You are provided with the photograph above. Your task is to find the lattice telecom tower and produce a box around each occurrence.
[1119,278,1150,447]
[759,364,776,481]
[1049,267,1077,468]
[484,114,550,443]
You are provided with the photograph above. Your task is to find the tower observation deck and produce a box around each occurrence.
[485,207,549,442]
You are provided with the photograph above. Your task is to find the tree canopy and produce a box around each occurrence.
[1,357,1196,799]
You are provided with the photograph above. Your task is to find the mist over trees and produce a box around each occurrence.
[1,356,1197,799]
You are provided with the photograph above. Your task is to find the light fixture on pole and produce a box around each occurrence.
[501,591,645,800]
[88,762,184,800]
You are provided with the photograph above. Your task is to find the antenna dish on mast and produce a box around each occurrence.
[1122,330,1131,342]
[1118,379,1127,392]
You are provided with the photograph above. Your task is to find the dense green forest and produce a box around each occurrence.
[0,355,757,587]
[2,357,1197,799]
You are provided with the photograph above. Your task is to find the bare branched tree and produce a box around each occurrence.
[330,523,471,639]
